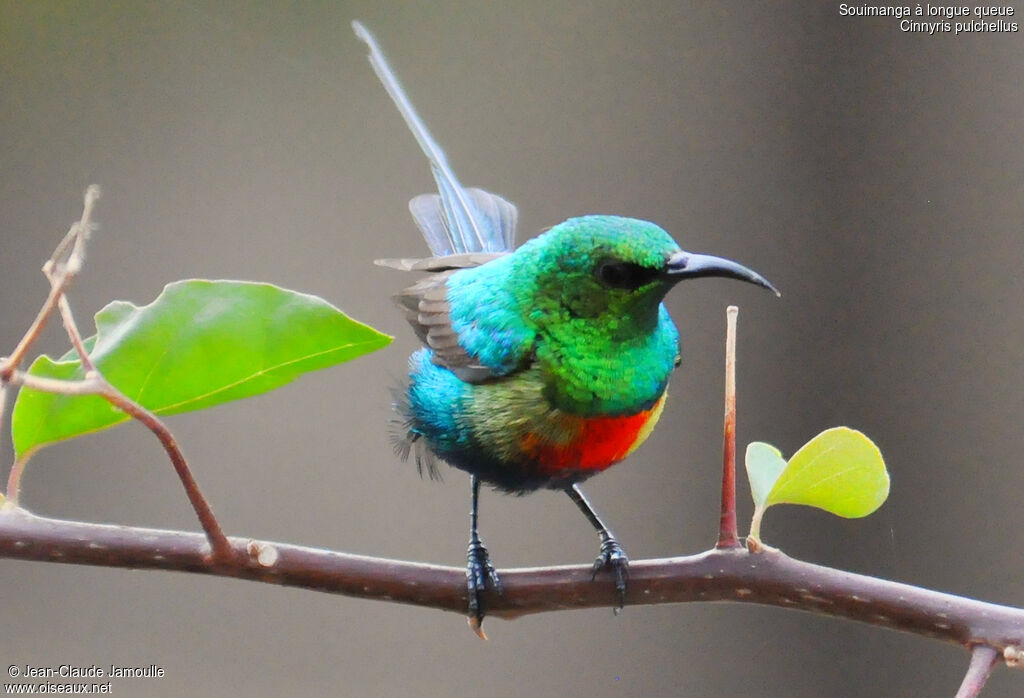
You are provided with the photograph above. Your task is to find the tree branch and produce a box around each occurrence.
[0,507,1021,658]
[4,191,1022,695]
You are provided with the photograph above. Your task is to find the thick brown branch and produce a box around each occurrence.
[0,507,1021,661]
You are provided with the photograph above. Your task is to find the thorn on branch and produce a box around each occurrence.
[717,305,740,549]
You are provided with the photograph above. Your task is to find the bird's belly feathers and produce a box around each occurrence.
[515,393,666,481]
[402,349,668,491]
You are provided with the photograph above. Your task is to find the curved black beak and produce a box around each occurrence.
[665,251,780,297]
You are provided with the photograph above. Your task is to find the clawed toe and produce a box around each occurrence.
[466,538,502,637]
[591,538,629,610]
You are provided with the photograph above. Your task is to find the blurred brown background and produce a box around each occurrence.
[2,2,1022,696]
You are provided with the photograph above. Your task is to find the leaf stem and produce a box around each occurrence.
[5,455,28,505]
[747,505,765,552]
[717,305,740,549]
[11,372,104,395]
[55,294,97,374]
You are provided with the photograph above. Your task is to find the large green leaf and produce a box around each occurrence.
[745,427,889,547]
[767,427,889,516]
[12,280,391,457]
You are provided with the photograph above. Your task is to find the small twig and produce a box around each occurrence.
[3,373,103,504]
[48,185,98,273]
[6,362,232,560]
[92,376,233,562]
[46,226,80,275]
[1,185,102,503]
[0,187,99,381]
[955,646,1000,698]
[49,255,232,560]
[717,305,740,548]
[2,283,71,383]
[10,371,104,396]
[54,295,96,373]
[0,187,233,561]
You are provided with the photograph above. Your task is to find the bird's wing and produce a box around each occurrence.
[353,22,518,256]
[393,264,534,384]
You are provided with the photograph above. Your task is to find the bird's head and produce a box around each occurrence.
[511,215,777,335]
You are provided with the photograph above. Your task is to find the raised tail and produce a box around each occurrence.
[353,21,517,257]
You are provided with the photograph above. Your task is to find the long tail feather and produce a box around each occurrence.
[353,21,517,256]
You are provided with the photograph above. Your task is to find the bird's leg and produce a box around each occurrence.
[566,484,629,609]
[466,475,502,635]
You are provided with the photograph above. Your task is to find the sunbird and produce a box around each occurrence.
[354,22,778,633]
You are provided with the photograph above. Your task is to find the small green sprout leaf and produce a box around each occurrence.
[746,427,889,550]
[746,442,788,509]
[11,280,392,458]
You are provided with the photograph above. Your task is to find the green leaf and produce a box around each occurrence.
[767,427,889,518]
[745,427,889,549]
[12,280,391,457]
[745,442,788,509]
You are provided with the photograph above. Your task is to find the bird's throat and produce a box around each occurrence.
[537,305,679,417]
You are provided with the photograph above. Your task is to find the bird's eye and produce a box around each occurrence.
[596,261,660,290]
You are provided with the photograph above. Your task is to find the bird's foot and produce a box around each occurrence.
[466,538,502,639]
[591,537,629,612]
